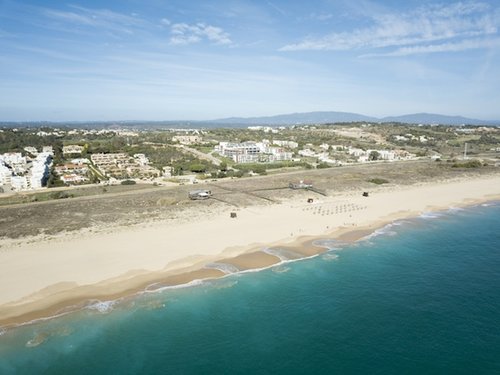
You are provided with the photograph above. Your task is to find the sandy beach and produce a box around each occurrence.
[1,175,500,328]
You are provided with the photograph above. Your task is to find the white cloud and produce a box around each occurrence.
[280,1,500,55]
[160,18,171,26]
[169,22,231,45]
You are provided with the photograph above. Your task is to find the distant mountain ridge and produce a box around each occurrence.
[211,111,378,125]
[1,111,498,128]
[210,111,498,126]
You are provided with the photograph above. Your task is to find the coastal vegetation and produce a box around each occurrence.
[1,159,498,239]
[368,178,389,184]
[451,159,483,168]
[0,123,498,206]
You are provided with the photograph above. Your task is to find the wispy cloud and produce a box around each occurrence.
[362,37,500,57]
[160,18,171,26]
[267,1,287,17]
[280,1,500,55]
[169,23,231,45]
[13,45,92,62]
[308,12,333,21]
[43,5,147,35]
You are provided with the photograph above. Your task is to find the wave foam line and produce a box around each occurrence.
[312,239,348,250]
[204,262,240,274]
[419,211,444,219]
[142,279,206,294]
[1,251,327,332]
[262,247,304,261]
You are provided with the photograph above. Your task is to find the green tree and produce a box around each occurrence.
[368,151,380,161]
[189,164,206,173]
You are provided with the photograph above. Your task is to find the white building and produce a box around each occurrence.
[298,149,316,157]
[60,174,88,184]
[272,140,298,149]
[215,142,261,162]
[247,126,278,133]
[0,152,27,174]
[134,154,150,166]
[63,145,85,155]
[0,152,25,166]
[215,141,291,163]
[319,143,330,151]
[376,150,396,161]
[347,147,366,158]
[266,147,293,161]
[0,163,12,185]
[71,158,90,165]
[42,146,54,155]
[11,176,28,191]
[28,152,51,189]
[24,146,38,155]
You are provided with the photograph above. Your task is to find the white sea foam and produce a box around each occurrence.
[25,332,49,348]
[86,300,117,314]
[322,253,339,261]
[143,279,205,294]
[362,224,398,240]
[231,253,320,277]
[390,220,410,226]
[419,211,443,219]
[312,239,346,250]
[211,280,239,289]
[205,262,240,274]
[3,310,76,331]
[272,265,291,273]
[263,247,299,261]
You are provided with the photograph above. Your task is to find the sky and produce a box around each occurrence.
[1,0,500,121]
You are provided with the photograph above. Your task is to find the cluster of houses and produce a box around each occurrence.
[392,134,434,143]
[0,147,53,191]
[54,159,90,184]
[37,128,140,138]
[90,153,160,179]
[346,147,414,162]
[247,126,280,133]
[214,141,294,163]
[214,138,415,166]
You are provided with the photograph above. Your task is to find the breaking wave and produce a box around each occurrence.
[85,300,118,314]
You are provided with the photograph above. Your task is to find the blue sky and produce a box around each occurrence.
[1,0,499,121]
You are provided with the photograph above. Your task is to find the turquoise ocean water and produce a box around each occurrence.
[1,202,499,374]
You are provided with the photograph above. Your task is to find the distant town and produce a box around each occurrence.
[0,122,499,194]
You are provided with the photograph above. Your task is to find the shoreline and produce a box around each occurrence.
[1,175,500,330]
